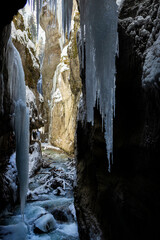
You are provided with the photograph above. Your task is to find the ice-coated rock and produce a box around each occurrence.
[34,213,56,233]
[53,186,66,196]
[0,222,28,240]
[52,209,69,222]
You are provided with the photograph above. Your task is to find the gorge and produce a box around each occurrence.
[0,0,160,240]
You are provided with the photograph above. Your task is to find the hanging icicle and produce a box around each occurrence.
[80,0,118,172]
[62,0,73,39]
[27,0,73,39]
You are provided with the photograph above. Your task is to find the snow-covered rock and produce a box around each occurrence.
[29,142,42,177]
[53,187,66,196]
[5,153,18,203]
[34,213,56,233]
[142,34,160,85]
[26,86,44,130]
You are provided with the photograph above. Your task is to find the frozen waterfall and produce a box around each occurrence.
[80,0,118,171]
[6,38,29,218]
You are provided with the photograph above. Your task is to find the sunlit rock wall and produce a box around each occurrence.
[41,0,81,154]
[40,3,61,137]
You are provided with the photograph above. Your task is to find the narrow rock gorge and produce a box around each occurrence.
[0,0,160,240]
[41,0,81,153]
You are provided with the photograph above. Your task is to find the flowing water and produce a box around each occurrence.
[0,145,79,240]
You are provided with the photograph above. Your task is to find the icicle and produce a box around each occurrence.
[62,0,73,39]
[36,0,40,36]
[6,38,29,218]
[15,101,29,218]
[33,0,36,11]
[80,0,118,172]
[54,0,57,13]
[40,0,43,11]
[37,74,43,95]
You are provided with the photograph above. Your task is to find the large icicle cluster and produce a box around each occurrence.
[80,0,118,171]
[7,38,29,218]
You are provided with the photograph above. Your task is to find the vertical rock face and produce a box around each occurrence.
[41,0,81,154]
[0,24,16,212]
[40,3,61,136]
[0,0,27,211]
[12,10,44,133]
[75,1,160,240]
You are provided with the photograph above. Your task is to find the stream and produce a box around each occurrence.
[0,145,79,240]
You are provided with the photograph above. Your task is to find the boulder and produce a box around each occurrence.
[34,213,56,233]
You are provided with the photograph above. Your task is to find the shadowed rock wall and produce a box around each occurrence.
[0,0,27,211]
[75,1,160,239]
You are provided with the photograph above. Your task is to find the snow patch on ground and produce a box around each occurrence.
[41,143,61,151]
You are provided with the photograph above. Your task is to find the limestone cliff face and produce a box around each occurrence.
[75,1,160,240]
[11,11,44,132]
[40,4,61,135]
[41,0,81,154]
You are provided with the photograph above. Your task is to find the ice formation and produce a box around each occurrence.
[27,0,73,38]
[37,74,43,95]
[6,38,29,218]
[80,0,118,171]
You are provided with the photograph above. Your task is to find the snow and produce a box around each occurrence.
[0,73,4,115]
[80,0,118,171]
[26,86,36,104]
[37,74,43,95]
[57,222,79,238]
[6,38,29,218]
[52,88,63,103]
[142,34,160,85]
[34,213,56,232]
[29,142,42,177]
[11,22,39,69]
[41,142,61,151]
[116,0,124,8]
[26,85,38,120]
[5,153,18,203]
[68,203,77,221]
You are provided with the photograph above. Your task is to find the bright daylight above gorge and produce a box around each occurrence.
[0,0,160,239]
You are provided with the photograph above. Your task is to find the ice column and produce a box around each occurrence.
[6,38,29,218]
[80,0,118,172]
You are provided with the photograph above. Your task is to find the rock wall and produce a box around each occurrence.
[75,1,160,240]
[40,3,61,136]
[0,0,27,212]
[41,0,81,154]
[12,10,44,133]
